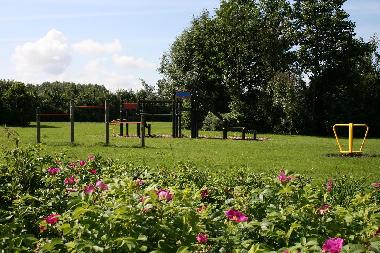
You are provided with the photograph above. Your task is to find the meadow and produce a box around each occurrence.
[1,121,380,182]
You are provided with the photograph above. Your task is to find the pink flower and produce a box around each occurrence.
[84,184,95,194]
[318,204,331,215]
[278,169,293,184]
[95,180,108,191]
[68,162,76,169]
[371,182,380,189]
[47,167,60,175]
[64,176,77,185]
[197,205,208,213]
[136,178,145,186]
[87,154,95,161]
[196,233,208,244]
[45,213,60,225]
[89,169,97,175]
[157,189,173,202]
[225,209,248,222]
[322,238,344,253]
[201,189,209,199]
[327,178,333,192]
[79,160,86,166]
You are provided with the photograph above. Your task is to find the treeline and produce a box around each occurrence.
[0,79,162,125]
[158,0,380,136]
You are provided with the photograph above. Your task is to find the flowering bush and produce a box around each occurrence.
[0,146,380,252]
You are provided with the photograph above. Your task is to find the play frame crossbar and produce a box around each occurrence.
[332,123,369,154]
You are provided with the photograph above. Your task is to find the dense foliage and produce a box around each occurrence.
[159,0,380,136]
[1,146,380,252]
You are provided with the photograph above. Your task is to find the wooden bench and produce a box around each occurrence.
[222,127,257,140]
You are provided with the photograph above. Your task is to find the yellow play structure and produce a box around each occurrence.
[333,123,369,155]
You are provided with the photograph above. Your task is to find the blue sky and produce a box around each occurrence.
[0,0,379,91]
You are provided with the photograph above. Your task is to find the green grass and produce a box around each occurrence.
[1,122,380,182]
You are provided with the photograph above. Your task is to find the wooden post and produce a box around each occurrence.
[223,127,227,139]
[105,100,109,145]
[137,123,140,137]
[36,107,41,143]
[242,127,246,140]
[119,99,123,136]
[178,100,182,138]
[70,100,75,144]
[141,114,145,147]
[126,123,129,137]
[172,90,176,138]
[253,130,257,140]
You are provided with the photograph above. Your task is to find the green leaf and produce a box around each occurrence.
[176,246,190,253]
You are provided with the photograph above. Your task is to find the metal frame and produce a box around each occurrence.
[332,123,369,154]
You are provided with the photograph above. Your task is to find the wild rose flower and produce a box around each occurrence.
[136,178,145,186]
[278,169,293,184]
[322,238,344,253]
[39,224,47,233]
[371,182,380,189]
[79,160,86,166]
[327,178,333,192]
[201,188,209,199]
[197,205,208,213]
[318,204,331,215]
[196,233,208,244]
[225,209,248,222]
[45,213,60,225]
[47,167,60,175]
[157,189,173,202]
[95,180,108,191]
[64,176,77,185]
[84,184,95,194]
[87,154,95,161]
[89,169,97,175]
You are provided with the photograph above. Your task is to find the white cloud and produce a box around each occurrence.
[112,54,155,69]
[77,58,141,91]
[72,39,122,55]
[12,29,71,75]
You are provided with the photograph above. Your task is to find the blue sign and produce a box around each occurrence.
[175,91,191,98]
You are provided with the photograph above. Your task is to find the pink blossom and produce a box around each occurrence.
[322,238,344,253]
[157,189,173,202]
[84,184,95,194]
[375,227,380,236]
[371,182,380,189]
[89,169,97,175]
[225,209,248,222]
[196,233,208,244]
[136,178,145,186]
[327,178,333,192]
[87,154,95,161]
[64,176,77,185]
[95,180,108,191]
[201,188,209,199]
[79,160,86,166]
[318,204,331,215]
[197,205,208,213]
[68,162,76,169]
[45,213,60,225]
[47,167,60,175]
[278,169,293,184]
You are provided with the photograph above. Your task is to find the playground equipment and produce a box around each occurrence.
[69,100,110,145]
[36,108,69,143]
[222,127,257,140]
[333,123,369,155]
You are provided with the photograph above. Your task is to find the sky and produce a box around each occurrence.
[0,0,379,91]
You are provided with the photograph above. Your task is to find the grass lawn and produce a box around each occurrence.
[1,122,380,182]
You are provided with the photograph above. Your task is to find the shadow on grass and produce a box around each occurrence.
[325,153,380,158]
[40,141,163,150]
[28,124,61,129]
